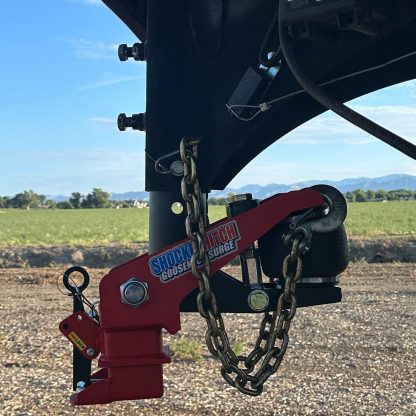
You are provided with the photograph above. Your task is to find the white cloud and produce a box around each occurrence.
[76,75,144,92]
[87,117,146,137]
[64,0,103,6]
[62,38,118,60]
[2,149,146,194]
[229,103,416,187]
[353,105,416,142]
[229,162,302,187]
[356,104,416,116]
[400,160,416,176]
[284,105,416,146]
[81,0,102,4]
[88,117,115,124]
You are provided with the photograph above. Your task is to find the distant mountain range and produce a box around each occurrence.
[49,174,416,201]
[209,174,416,200]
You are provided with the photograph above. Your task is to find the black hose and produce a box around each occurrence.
[277,1,416,160]
[259,9,282,68]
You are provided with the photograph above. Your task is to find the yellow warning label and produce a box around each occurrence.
[68,331,86,351]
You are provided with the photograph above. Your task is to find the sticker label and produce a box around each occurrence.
[149,220,241,283]
[68,331,86,351]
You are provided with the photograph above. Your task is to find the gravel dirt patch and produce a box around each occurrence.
[0,263,415,415]
[0,237,415,268]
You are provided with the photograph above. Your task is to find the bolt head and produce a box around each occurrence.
[170,160,184,176]
[76,381,86,392]
[86,348,95,357]
[120,278,148,307]
[117,113,127,131]
[247,290,269,312]
[118,44,128,61]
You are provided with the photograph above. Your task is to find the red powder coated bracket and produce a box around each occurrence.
[59,311,101,360]
[59,188,325,405]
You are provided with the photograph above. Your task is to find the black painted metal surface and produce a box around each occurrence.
[103,0,416,192]
[180,271,342,313]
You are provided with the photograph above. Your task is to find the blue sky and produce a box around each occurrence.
[0,0,415,196]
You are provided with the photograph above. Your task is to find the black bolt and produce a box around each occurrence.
[118,43,146,62]
[117,113,146,131]
[118,44,132,61]
[118,113,128,131]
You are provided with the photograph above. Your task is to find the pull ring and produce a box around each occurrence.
[63,266,90,295]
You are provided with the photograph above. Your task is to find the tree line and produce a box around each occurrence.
[0,188,414,209]
[343,188,415,202]
[0,189,147,209]
[208,189,416,205]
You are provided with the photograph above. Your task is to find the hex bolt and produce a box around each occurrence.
[117,113,146,132]
[120,278,149,307]
[86,348,95,357]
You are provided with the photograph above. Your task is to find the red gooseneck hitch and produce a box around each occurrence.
[59,187,346,405]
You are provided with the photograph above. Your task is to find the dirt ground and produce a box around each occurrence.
[0,262,415,416]
[0,237,415,269]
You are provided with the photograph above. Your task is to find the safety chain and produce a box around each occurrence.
[180,137,305,395]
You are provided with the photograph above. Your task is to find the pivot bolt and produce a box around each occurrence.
[247,290,269,312]
[117,113,146,131]
[118,43,146,61]
[120,278,149,307]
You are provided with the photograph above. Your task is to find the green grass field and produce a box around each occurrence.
[0,201,414,246]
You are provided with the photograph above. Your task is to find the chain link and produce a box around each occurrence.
[180,136,305,395]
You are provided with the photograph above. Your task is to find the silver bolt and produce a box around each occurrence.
[86,348,95,357]
[76,381,86,392]
[169,160,184,176]
[88,309,98,319]
[247,290,269,312]
[120,278,149,307]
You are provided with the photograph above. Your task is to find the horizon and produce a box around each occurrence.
[2,172,414,198]
[0,2,415,196]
